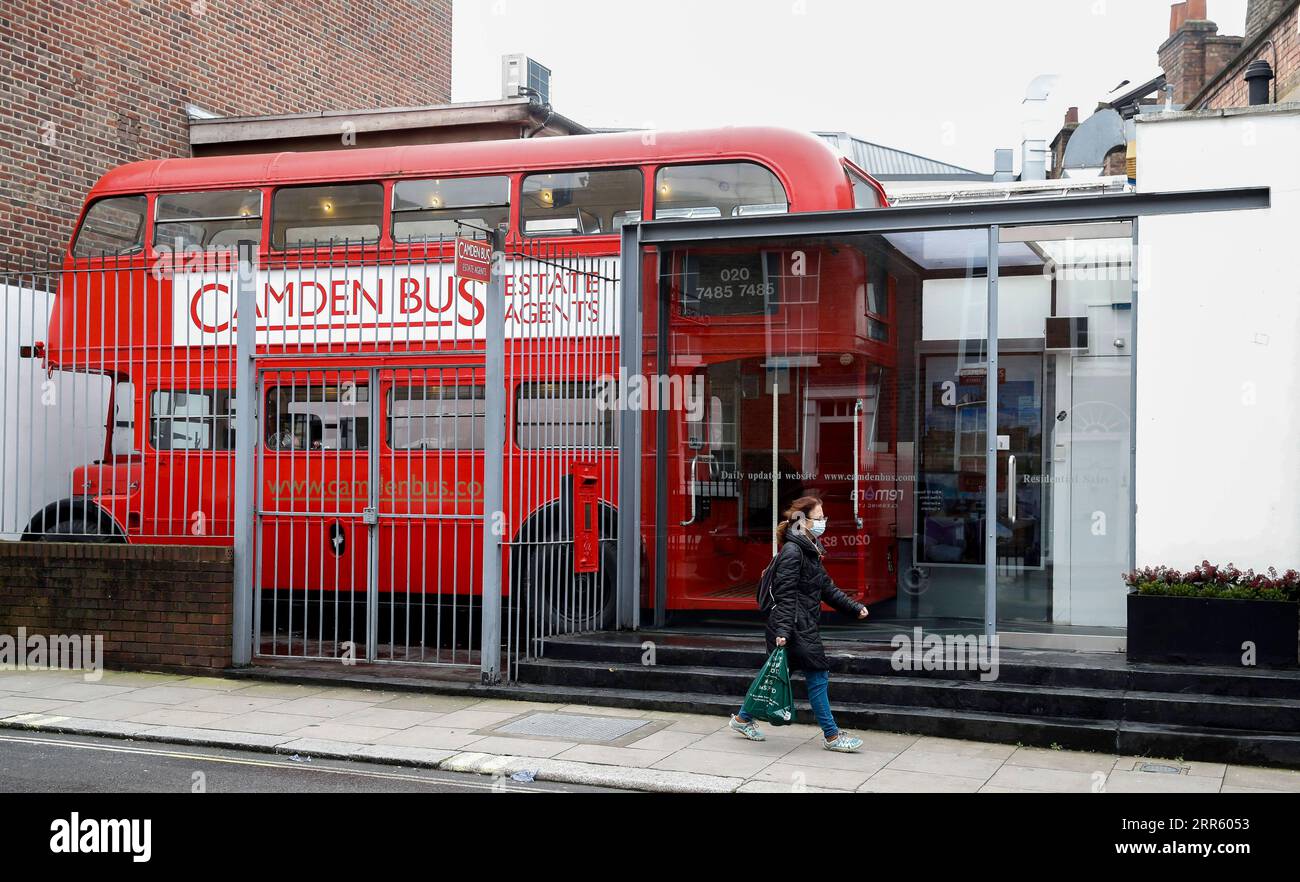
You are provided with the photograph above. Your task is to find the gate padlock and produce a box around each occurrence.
[362,507,379,526]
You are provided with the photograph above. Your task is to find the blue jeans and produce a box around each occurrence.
[738,669,839,740]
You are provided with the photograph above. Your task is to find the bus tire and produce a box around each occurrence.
[511,504,618,636]
[40,517,123,544]
[22,500,125,544]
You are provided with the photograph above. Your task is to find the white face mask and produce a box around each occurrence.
[809,518,827,537]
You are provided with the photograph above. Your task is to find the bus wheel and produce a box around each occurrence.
[40,517,122,543]
[515,535,617,635]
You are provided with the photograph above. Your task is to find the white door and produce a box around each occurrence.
[1066,356,1131,626]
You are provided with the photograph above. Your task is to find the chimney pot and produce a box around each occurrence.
[1065,107,1080,125]
[1170,2,1187,35]
[1187,0,1207,21]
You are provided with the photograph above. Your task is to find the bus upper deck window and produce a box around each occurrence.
[847,168,882,209]
[392,176,509,242]
[521,169,642,237]
[655,163,788,220]
[72,195,147,258]
[154,189,262,252]
[271,183,383,249]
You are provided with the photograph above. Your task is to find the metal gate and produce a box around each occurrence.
[497,237,622,682]
[234,232,622,680]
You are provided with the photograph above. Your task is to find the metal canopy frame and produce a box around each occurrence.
[615,186,1270,636]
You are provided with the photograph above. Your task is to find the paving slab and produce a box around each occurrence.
[1104,771,1222,793]
[209,711,330,736]
[886,748,1003,781]
[374,726,488,751]
[651,748,776,779]
[1222,765,1300,793]
[0,696,77,715]
[332,706,445,730]
[1006,747,1119,775]
[123,707,233,729]
[859,769,986,793]
[985,765,1104,793]
[113,685,233,706]
[752,762,876,791]
[281,722,402,744]
[267,696,384,718]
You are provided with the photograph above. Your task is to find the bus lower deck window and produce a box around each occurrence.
[265,384,370,451]
[149,389,235,451]
[515,382,619,449]
[387,386,486,450]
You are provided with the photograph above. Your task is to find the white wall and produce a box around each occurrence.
[0,284,111,539]
[922,275,1052,341]
[1135,107,1300,573]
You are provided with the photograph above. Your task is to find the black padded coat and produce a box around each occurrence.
[765,531,866,672]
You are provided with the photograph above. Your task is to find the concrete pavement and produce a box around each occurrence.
[2,667,1299,794]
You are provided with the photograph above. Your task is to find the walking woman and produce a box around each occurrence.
[730,495,869,752]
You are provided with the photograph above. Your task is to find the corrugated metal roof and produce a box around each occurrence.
[815,132,988,179]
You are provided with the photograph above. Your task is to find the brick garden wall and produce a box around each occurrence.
[0,0,454,259]
[0,542,234,672]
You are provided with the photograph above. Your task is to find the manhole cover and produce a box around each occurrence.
[1137,762,1183,775]
[495,712,651,741]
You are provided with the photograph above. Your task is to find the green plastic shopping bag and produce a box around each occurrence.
[740,647,795,726]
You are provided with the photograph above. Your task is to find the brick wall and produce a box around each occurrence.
[0,0,453,259]
[1247,0,1290,40]
[1196,4,1300,108]
[0,542,234,672]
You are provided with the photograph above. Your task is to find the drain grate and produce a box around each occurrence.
[495,712,651,741]
[1137,762,1184,775]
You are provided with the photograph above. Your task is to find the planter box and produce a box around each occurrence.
[1127,593,1299,668]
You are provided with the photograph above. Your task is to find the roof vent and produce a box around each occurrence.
[993,149,1016,183]
[1245,59,1275,106]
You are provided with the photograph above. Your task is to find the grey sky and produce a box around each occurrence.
[452,0,1248,173]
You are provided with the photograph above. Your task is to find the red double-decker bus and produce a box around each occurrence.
[26,126,895,634]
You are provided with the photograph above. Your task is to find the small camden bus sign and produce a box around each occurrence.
[455,236,492,284]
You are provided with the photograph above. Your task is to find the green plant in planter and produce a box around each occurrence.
[1124,562,1300,603]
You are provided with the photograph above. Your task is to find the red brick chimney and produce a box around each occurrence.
[1158,1,1244,107]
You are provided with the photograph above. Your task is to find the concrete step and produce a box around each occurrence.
[539,632,1300,700]
[518,657,1300,735]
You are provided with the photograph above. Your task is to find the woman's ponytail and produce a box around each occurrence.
[776,495,824,547]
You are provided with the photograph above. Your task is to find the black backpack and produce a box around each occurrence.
[755,544,794,613]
